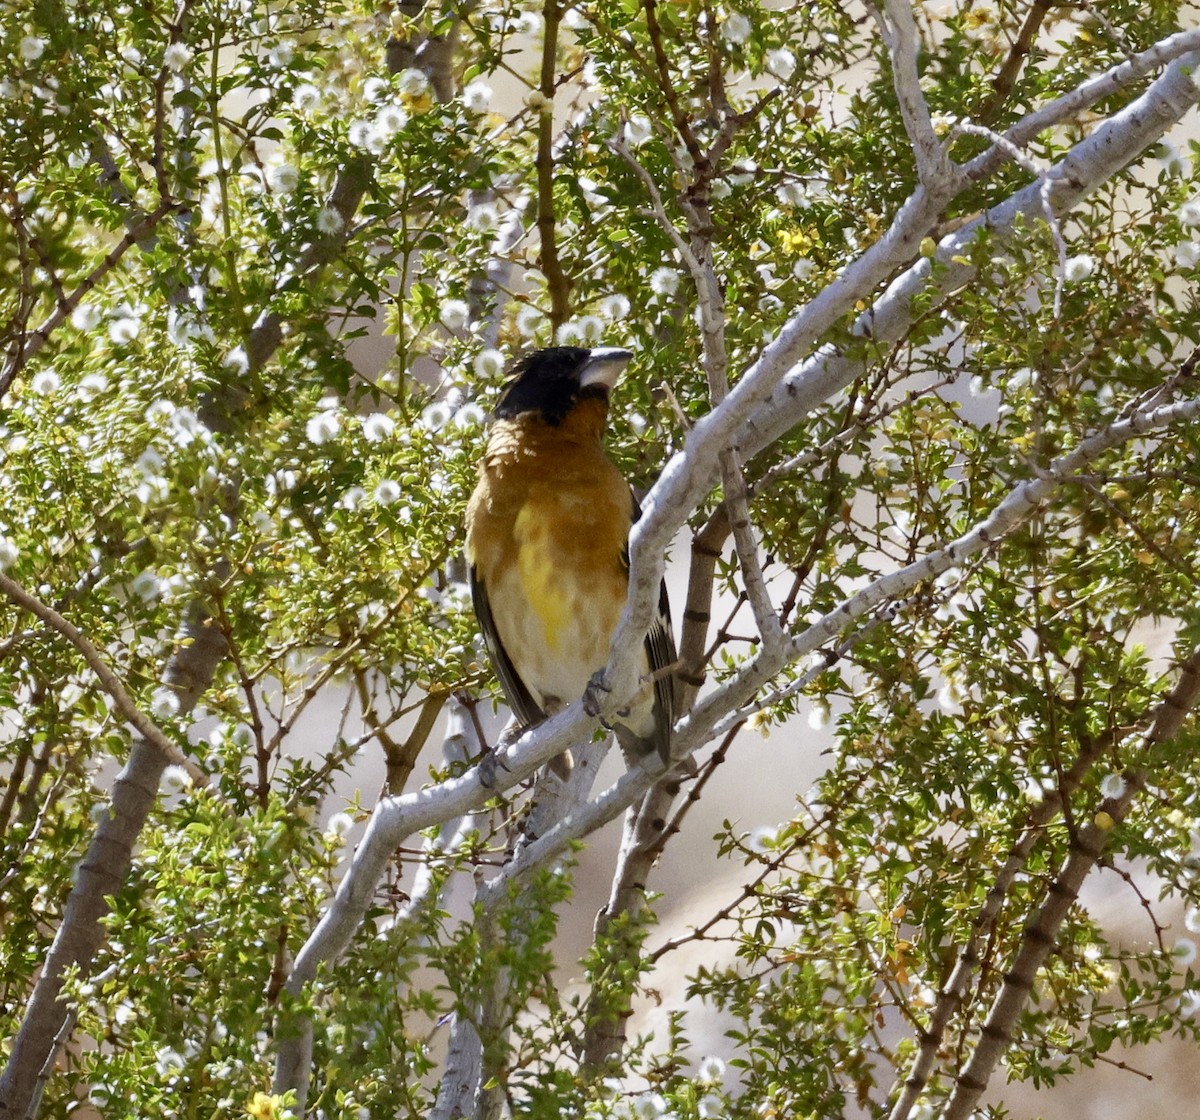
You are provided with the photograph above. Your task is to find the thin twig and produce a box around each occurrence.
[0,572,205,783]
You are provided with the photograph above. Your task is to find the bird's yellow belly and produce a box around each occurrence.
[489,537,626,710]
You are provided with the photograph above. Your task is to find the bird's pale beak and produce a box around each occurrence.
[579,347,634,390]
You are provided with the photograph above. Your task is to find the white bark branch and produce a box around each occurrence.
[873,0,952,186]
[741,47,1200,461]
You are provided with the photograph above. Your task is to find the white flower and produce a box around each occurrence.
[168,407,206,446]
[474,349,505,379]
[1179,199,1200,227]
[78,372,108,401]
[348,119,376,149]
[150,688,180,720]
[374,102,407,140]
[698,1094,723,1119]
[71,303,102,330]
[306,409,341,445]
[363,75,389,103]
[1186,906,1200,934]
[422,401,452,430]
[396,68,430,97]
[748,825,777,853]
[599,294,630,320]
[30,368,60,395]
[136,475,169,504]
[775,180,809,208]
[108,316,140,345]
[223,346,249,374]
[316,206,343,234]
[515,304,545,337]
[466,201,500,232]
[1180,989,1200,1018]
[327,811,355,836]
[267,41,294,68]
[756,263,782,290]
[463,80,492,113]
[0,537,18,571]
[167,307,210,347]
[556,321,583,346]
[792,257,816,280]
[162,765,193,792]
[1174,938,1198,968]
[806,703,829,730]
[113,1000,137,1027]
[440,298,470,331]
[765,47,795,79]
[1176,241,1200,269]
[650,267,680,296]
[267,162,299,193]
[163,42,192,72]
[361,412,394,442]
[373,479,402,506]
[294,83,320,110]
[136,446,164,476]
[131,570,163,603]
[514,10,543,35]
[1063,254,1095,283]
[624,114,652,146]
[339,485,366,510]
[632,1093,668,1120]
[155,1046,185,1077]
[719,11,752,44]
[697,1055,726,1086]
[1099,773,1127,800]
[453,402,486,428]
[20,36,46,62]
[728,159,757,186]
[577,315,604,344]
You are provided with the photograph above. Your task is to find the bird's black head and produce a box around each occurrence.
[493,346,633,427]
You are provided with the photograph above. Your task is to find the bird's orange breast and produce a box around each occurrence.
[466,405,632,706]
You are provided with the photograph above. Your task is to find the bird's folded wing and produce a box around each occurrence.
[470,564,545,729]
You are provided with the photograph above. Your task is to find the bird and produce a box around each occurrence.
[465,345,677,776]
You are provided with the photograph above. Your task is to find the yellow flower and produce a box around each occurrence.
[247,1092,279,1120]
[400,90,434,113]
[778,227,813,254]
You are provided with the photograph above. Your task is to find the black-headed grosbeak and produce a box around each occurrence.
[465,346,676,773]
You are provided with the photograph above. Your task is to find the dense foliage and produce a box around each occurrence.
[3,2,1200,1118]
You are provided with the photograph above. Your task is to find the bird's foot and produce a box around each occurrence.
[584,671,631,726]
[583,671,610,723]
[477,726,519,789]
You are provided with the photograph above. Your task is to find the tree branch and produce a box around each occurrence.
[536,0,570,331]
[0,573,205,782]
[0,611,226,1119]
[872,0,952,186]
[0,202,178,396]
[935,645,1200,1120]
